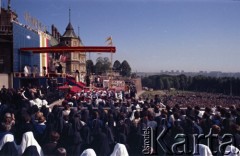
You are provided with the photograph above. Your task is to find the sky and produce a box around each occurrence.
[6,0,240,73]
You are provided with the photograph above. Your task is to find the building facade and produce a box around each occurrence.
[60,22,86,75]
[38,30,51,76]
[0,6,18,87]
[0,3,86,88]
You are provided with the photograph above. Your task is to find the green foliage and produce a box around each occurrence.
[173,78,180,90]
[159,78,164,90]
[113,60,121,72]
[91,58,132,77]
[86,59,94,74]
[163,78,170,89]
[120,60,131,77]
[141,74,240,96]
[94,57,111,75]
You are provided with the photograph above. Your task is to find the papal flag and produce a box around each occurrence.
[106,36,113,46]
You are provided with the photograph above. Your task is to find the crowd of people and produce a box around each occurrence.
[0,83,240,155]
[159,92,240,108]
[141,90,240,108]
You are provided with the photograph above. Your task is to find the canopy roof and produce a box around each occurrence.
[20,46,116,53]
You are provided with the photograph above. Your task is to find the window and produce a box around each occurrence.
[80,57,85,63]
[72,64,78,72]
[73,53,78,60]
[73,41,78,46]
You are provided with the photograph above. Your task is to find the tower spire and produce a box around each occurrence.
[69,8,71,23]
[8,0,11,10]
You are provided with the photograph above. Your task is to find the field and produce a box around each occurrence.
[140,90,194,99]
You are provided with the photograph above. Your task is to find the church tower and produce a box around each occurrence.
[60,9,86,76]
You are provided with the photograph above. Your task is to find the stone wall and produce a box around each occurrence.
[132,77,142,93]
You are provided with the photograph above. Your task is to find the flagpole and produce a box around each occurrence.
[110,36,113,82]
[106,36,113,89]
[109,36,113,88]
[110,37,113,89]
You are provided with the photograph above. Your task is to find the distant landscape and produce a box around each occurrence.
[141,74,240,96]
[137,71,240,78]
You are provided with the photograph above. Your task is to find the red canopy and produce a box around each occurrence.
[20,46,116,53]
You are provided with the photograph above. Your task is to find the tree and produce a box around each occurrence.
[173,78,180,90]
[159,78,164,90]
[86,59,94,75]
[179,74,187,91]
[113,60,121,72]
[163,78,170,90]
[94,57,111,75]
[143,78,153,88]
[95,61,103,75]
[120,60,131,77]
[102,57,111,73]
[141,74,240,96]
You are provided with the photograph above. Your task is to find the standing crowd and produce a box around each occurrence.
[0,84,240,155]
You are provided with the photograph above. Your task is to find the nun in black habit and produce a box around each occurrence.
[0,134,18,156]
[91,119,111,156]
[58,109,83,156]
[91,131,111,156]
[127,124,144,156]
[18,131,44,156]
[80,124,91,152]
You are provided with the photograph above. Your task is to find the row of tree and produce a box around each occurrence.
[142,74,240,96]
[86,57,132,77]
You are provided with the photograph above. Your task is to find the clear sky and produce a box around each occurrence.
[7,0,240,73]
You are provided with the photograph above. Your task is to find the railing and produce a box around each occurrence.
[13,72,67,78]
[0,25,12,33]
